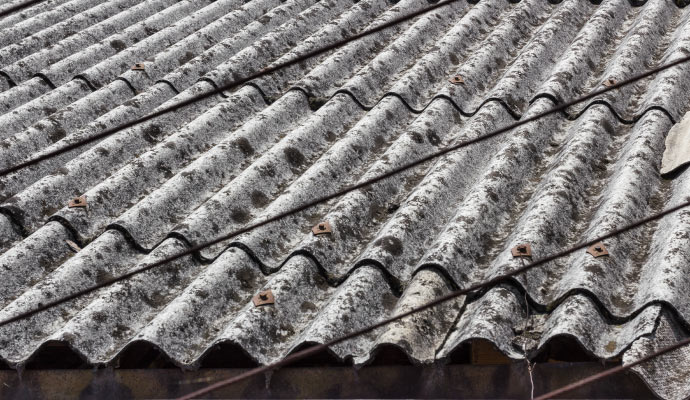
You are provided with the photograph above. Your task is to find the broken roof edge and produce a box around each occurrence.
[661,111,690,176]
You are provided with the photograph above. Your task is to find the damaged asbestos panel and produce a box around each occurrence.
[1,1,690,399]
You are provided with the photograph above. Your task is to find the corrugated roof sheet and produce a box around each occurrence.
[1,0,690,397]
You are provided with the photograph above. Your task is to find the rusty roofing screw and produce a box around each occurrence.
[511,243,532,258]
[252,290,274,306]
[448,75,464,85]
[312,221,332,235]
[68,195,87,208]
[587,242,609,258]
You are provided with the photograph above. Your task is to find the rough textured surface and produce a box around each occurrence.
[1,0,690,398]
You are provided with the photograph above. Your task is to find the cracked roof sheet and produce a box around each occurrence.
[1,0,690,397]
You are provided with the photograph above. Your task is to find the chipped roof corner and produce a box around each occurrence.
[661,111,690,176]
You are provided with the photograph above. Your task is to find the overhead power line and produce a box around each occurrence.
[2,52,689,330]
[0,0,463,177]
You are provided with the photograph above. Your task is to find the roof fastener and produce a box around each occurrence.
[586,242,609,258]
[252,290,275,306]
[603,79,616,87]
[448,75,464,85]
[65,240,81,253]
[68,195,87,208]
[132,63,145,71]
[312,221,332,235]
[511,243,532,258]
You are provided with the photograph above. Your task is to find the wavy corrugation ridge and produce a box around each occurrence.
[0,241,668,370]
[0,0,92,41]
[3,0,684,244]
[1,1,690,398]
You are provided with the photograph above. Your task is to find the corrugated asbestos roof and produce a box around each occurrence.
[1,0,690,397]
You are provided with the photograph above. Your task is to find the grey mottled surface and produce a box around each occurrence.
[1,0,690,398]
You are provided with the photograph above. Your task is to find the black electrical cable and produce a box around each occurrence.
[0,0,463,177]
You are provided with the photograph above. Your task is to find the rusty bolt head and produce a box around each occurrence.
[603,79,616,87]
[132,63,145,71]
[511,243,532,258]
[448,75,464,85]
[68,195,87,208]
[587,242,609,258]
[252,290,275,307]
[312,221,332,235]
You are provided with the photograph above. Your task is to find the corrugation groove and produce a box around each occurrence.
[0,2,690,398]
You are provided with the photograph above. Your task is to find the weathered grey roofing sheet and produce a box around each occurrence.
[1,0,690,398]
